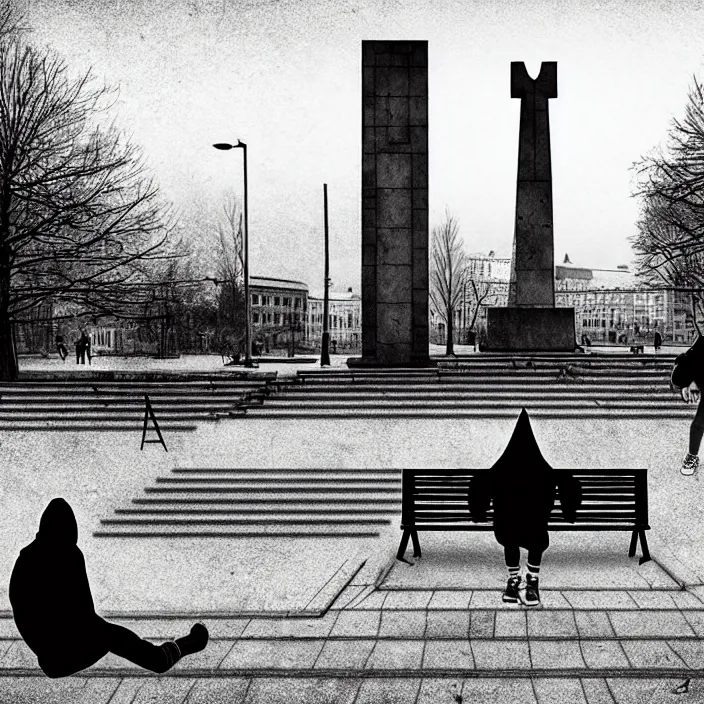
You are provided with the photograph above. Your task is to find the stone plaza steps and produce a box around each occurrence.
[0,378,274,431]
[230,356,688,419]
[95,468,402,538]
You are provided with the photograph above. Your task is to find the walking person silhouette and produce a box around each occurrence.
[671,334,704,476]
[9,498,208,678]
[469,409,582,607]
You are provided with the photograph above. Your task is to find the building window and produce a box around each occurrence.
[274,297,280,306]
[252,294,259,305]
[268,313,272,323]
[295,297,301,308]
[283,297,291,307]
[253,313,260,324]
[274,313,281,325]
[348,313,353,328]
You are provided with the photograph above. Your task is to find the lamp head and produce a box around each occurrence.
[213,143,234,150]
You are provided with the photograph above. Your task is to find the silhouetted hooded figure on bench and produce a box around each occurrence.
[469,409,582,607]
[9,498,208,678]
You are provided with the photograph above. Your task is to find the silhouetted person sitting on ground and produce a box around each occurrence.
[9,498,208,678]
[469,409,582,607]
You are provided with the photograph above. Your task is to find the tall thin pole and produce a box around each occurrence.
[242,143,252,365]
[462,281,466,345]
[321,183,331,366]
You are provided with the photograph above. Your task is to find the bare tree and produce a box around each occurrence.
[0,41,175,379]
[430,210,467,356]
[210,195,245,357]
[632,78,704,299]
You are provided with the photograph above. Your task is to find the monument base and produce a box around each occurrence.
[347,355,431,369]
[485,307,576,351]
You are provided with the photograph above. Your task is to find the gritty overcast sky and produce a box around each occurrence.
[23,0,704,293]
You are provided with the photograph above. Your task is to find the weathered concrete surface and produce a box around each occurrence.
[488,61,575,351]
[508,61,557,309]
[486,307,576,351]
[357,40,429,367]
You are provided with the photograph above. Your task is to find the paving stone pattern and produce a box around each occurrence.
[3,586,704,702]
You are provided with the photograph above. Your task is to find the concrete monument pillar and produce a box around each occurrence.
[351,40,429,367]
[486,61,575,351]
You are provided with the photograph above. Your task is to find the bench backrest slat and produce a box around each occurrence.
[403,468,647,528]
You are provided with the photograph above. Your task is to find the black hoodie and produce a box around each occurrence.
[468,409,582,551]
[671,335,704,390]
[9,498,108,677]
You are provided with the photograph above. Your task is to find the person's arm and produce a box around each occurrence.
[682,381,701,404]
[468,472,492,522]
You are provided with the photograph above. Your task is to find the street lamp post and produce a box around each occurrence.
[213,140,252,366]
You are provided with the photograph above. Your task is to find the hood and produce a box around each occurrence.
[491,408,553,477]
[36,498,78,545]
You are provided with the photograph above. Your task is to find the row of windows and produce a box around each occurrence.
[252,294,302,308]
[253,312,303,325]
[307,313,357,328]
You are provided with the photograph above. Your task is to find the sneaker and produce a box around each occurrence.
[682,453,699,477]
[502,576,521,603]
[175,623,209,657]
[520,574,540,607]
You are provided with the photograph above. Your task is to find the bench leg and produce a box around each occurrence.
[628,529,638,558]
[397,530,411,561]
[411,530,421,558]
[638,530,651,565]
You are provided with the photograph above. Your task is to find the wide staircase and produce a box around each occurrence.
[0,375,276,431]
[234,354,688,419]
[94,467,402,538]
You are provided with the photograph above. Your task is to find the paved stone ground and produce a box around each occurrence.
[4,580,704,702]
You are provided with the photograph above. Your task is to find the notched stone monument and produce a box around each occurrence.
[350,40,429,367]
[486,62,575,351]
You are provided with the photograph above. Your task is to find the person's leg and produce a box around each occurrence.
[526,548,543,579]
[502,544,521,603]
[98,620,174,673]
[521,548,543,607]
[683,396,704,475]
[98,619,208,674]
[689,397,704,456]
[504,544,520,578]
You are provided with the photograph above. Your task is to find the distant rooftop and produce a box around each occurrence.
[250,276,308,291]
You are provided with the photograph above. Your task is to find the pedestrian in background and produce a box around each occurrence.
[55,334,68,362]
[654,330,662,353]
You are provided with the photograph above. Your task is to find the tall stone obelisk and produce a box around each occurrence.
[350,40,430,367]
[486,61,575,351]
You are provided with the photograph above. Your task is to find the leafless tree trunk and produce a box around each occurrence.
[430,210,467,356]
[468,279,493,332]
[0,40,175,378]
[212,195,245,357]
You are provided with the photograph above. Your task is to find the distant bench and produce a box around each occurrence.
[630,345,645,354]
[397,468,651,565]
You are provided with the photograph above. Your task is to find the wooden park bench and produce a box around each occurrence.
[397,468,651,565]
[630,344,645,354]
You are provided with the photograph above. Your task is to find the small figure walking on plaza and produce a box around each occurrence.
[654,330,662,353]
[55,333,68,362]
[9,498,209,678]
[78,329,91,365]
[469,409,582,607]
[671,334,704,476]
